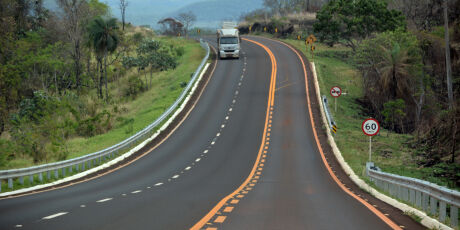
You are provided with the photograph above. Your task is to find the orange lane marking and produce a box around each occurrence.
[223,207,234,213]
[206,228,217,230]
[255,176,260,179]
[214,216,226,223]
[242,191,248,194]
[1,44,221,201]
[236,195,244,198]
[271,38,402,230]
[190,38,277,230]
[230,199,240,204]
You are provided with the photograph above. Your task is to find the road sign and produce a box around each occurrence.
[330,86,342,98]
[332,125,337,134]
[362,118,380,136]
[362,118,380,162]
[249,26,252,32]
[297,35,301,40]
[264,27,267,32]
[275,27,278,33]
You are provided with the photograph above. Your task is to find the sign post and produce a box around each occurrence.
[362,118,380,162]
[330,86,342,112]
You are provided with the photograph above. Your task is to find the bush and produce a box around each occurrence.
[123,75,145,98]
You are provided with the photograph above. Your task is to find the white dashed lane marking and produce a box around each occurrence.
[80,205,86,208]
[204,150,208,153]
[96,198,113,203]
[42,212,68,220]
[217,133,221,137]
[185,166,192,170]
[15,225,22,228]
[195,158,201,162]
[154,182,163,186]
[131,190,142,194]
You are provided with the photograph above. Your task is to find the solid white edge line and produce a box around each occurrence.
[0,62,211,198]
[310,62,451,230]
[42,212,68,220]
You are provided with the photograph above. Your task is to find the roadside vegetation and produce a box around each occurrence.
[0,0,204,170]
[239,0,460,190]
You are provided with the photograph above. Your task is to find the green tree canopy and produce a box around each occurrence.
[313,0,406,50]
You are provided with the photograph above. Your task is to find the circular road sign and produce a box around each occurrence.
[362,118,380,136]
[330,86,342,98]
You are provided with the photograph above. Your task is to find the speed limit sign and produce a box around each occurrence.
[330,86,342,98]
[362,118,380,136]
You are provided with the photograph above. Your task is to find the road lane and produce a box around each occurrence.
[0,39,272,230]
[197,37,404,230]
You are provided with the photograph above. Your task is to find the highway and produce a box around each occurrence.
[0,37,423,230]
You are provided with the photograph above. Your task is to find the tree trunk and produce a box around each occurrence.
[98,59,103,99]
[104,49,108,101]
[444,0,453,109]
[452,115,457,163]
[74,40,82,93]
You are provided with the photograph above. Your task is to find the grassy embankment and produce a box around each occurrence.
[1,34,205,192]
[281,38,458,191]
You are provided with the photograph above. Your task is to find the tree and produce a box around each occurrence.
[119,0,128,31]
[177,11,196,38]
[356,30,424,132]
[382,99,406,134]
[444,0,453,110]
[88,17,119,100]
[313,0,406,50]
[57,0,89,92]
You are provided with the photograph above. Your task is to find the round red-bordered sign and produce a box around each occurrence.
[362,118,380,136]
[330,86,342,98]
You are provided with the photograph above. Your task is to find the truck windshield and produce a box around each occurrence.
[220,37,238,44]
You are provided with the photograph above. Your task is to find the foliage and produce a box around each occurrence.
[355,30,423,132]
[313,0,406,50]
[382,99,406,133]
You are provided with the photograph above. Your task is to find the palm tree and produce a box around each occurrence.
[376,42,413,99]
[87,17,119,100]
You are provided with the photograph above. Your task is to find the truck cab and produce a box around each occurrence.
[217,28,240,59]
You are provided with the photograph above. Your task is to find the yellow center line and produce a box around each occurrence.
[190,38,277,230]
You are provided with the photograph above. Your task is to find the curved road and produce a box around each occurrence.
[0,37,419,230]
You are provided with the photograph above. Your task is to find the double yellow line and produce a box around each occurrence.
[190,38,278,230]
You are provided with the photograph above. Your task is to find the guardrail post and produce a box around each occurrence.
[451,206,458,227]
[416,190,422,207]
[8,178,13,189]
[89,160,92,168]
[47,171,51,180]
[403,188,409,201]
[19,177,24,185]
[54,169,59,179]
[422,193,429,212]
[409,189,415,205]
[38,173,43,182]
[384,181,389,193]
[29,175,33,184]
[440,201,447,222]
[62,168,66,177]
[430,197,437,215]
[69,166,73,173]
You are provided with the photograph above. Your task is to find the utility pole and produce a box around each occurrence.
[444,0,453,109]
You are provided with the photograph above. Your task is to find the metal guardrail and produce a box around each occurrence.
[367,162,459,227]
[322,95,336,132]
[0,40,210,192]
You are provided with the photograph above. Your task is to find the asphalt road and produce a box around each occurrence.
[0,37,409,230]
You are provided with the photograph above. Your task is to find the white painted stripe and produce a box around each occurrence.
[204,150,208,153]
[221,125,225,128]
[172,175,179,179]
[217,133,221,137]
[96,198,112,203]
[185,166,191,170]
[232,99,236,103]
[147,186,151,189]
[211,141,215,145]
[154,182,163,186]
[80,205,86,208]
[225,116,229,120]
[195,158,201,162]
[122,193,126,196]
[42,212,68,220]
[15,225,22,228]
[229,108,233,112]
[131,190,142,194]
[238,82,242,86]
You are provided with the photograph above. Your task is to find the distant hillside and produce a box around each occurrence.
[164,0,264,28]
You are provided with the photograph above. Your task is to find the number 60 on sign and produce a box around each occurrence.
[362,118,380,136]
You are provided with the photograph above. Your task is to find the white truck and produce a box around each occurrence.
[217,22,240,59]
